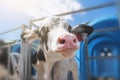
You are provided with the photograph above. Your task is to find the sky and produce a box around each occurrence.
[0,0,118,41]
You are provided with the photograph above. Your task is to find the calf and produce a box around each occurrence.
[0,40,20,80]
[21,16,93,80]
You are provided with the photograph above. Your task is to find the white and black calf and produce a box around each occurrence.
[21,16,93,80]
[0,40,20,80]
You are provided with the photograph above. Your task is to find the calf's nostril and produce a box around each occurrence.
[73,39,77,43]
[59,39,66,44]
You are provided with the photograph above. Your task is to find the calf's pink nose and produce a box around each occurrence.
[57,34,78,48]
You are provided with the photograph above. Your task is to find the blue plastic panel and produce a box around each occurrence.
[76,15,120,80]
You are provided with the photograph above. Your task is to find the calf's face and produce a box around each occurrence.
[21,16,93,60]
[42,17,79,58]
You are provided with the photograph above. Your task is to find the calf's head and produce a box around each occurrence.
[21,16,93,60]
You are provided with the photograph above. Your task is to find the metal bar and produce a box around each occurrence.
[21,25,32,80]
[19,25,26,80]
[21,24,30,30]
[89,56,120,60]
[8,42,21,46]
[0,26,21,35]
[84,38,91,80]
[31,2,116,22]
[31,23,39,28]
[29,20,32,29]
[23,43,32,80]
[0,24,30,36]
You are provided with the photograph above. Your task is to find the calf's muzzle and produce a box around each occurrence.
[57,34,78,49]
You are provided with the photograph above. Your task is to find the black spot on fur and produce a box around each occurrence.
[37,48,46,62]
[68,71,73,80]
[32,48,46,65]
[31,52,37,65]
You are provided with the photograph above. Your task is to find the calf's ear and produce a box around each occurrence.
[71,24,94,41]
[21,30,39,43]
